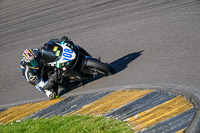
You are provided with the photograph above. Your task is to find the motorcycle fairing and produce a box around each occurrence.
[41,43,62,64]
[57,43,76,64]
[41,42,76,68]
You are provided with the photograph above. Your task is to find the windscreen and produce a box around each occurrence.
[40,43,63,64]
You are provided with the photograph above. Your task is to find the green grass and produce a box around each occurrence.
[0,115,133,133]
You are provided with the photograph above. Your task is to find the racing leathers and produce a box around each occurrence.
[20,55,58,99]
[20,36,69,99]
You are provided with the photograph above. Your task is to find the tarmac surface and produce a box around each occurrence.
[0,0,200,132]
[0,0,200,106]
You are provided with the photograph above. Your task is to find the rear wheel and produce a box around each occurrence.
[85,58,115,75]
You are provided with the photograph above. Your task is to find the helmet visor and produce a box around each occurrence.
[28,59,39,67]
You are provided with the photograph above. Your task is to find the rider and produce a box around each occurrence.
[20,36,69,99]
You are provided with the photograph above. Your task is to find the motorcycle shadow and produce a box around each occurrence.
[59,50,144,97]
[110,50,144,73]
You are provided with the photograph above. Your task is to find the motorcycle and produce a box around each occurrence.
[40,40,115,90]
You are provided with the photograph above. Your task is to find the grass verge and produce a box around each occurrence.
[0,115,133,133]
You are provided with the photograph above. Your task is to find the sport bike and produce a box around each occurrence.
[40,40,115,88]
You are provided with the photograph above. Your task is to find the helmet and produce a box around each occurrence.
[23,49,39,67]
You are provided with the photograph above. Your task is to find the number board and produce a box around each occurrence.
[59,44,76,63]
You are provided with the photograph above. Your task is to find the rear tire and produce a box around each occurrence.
[84,58,115,75]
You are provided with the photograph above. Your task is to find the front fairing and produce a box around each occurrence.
[41,41,77,69]
[40,43,63,64]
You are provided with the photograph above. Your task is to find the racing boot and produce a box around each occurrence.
[45,88,58,99]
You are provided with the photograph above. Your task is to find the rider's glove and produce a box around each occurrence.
[60,36,69,42]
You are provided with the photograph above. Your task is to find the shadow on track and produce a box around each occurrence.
[110,50,144,73]
[59,50,144,97]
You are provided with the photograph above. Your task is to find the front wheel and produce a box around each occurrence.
[84,57,115,75]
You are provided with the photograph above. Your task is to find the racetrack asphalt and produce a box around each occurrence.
[0,0,200,132]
